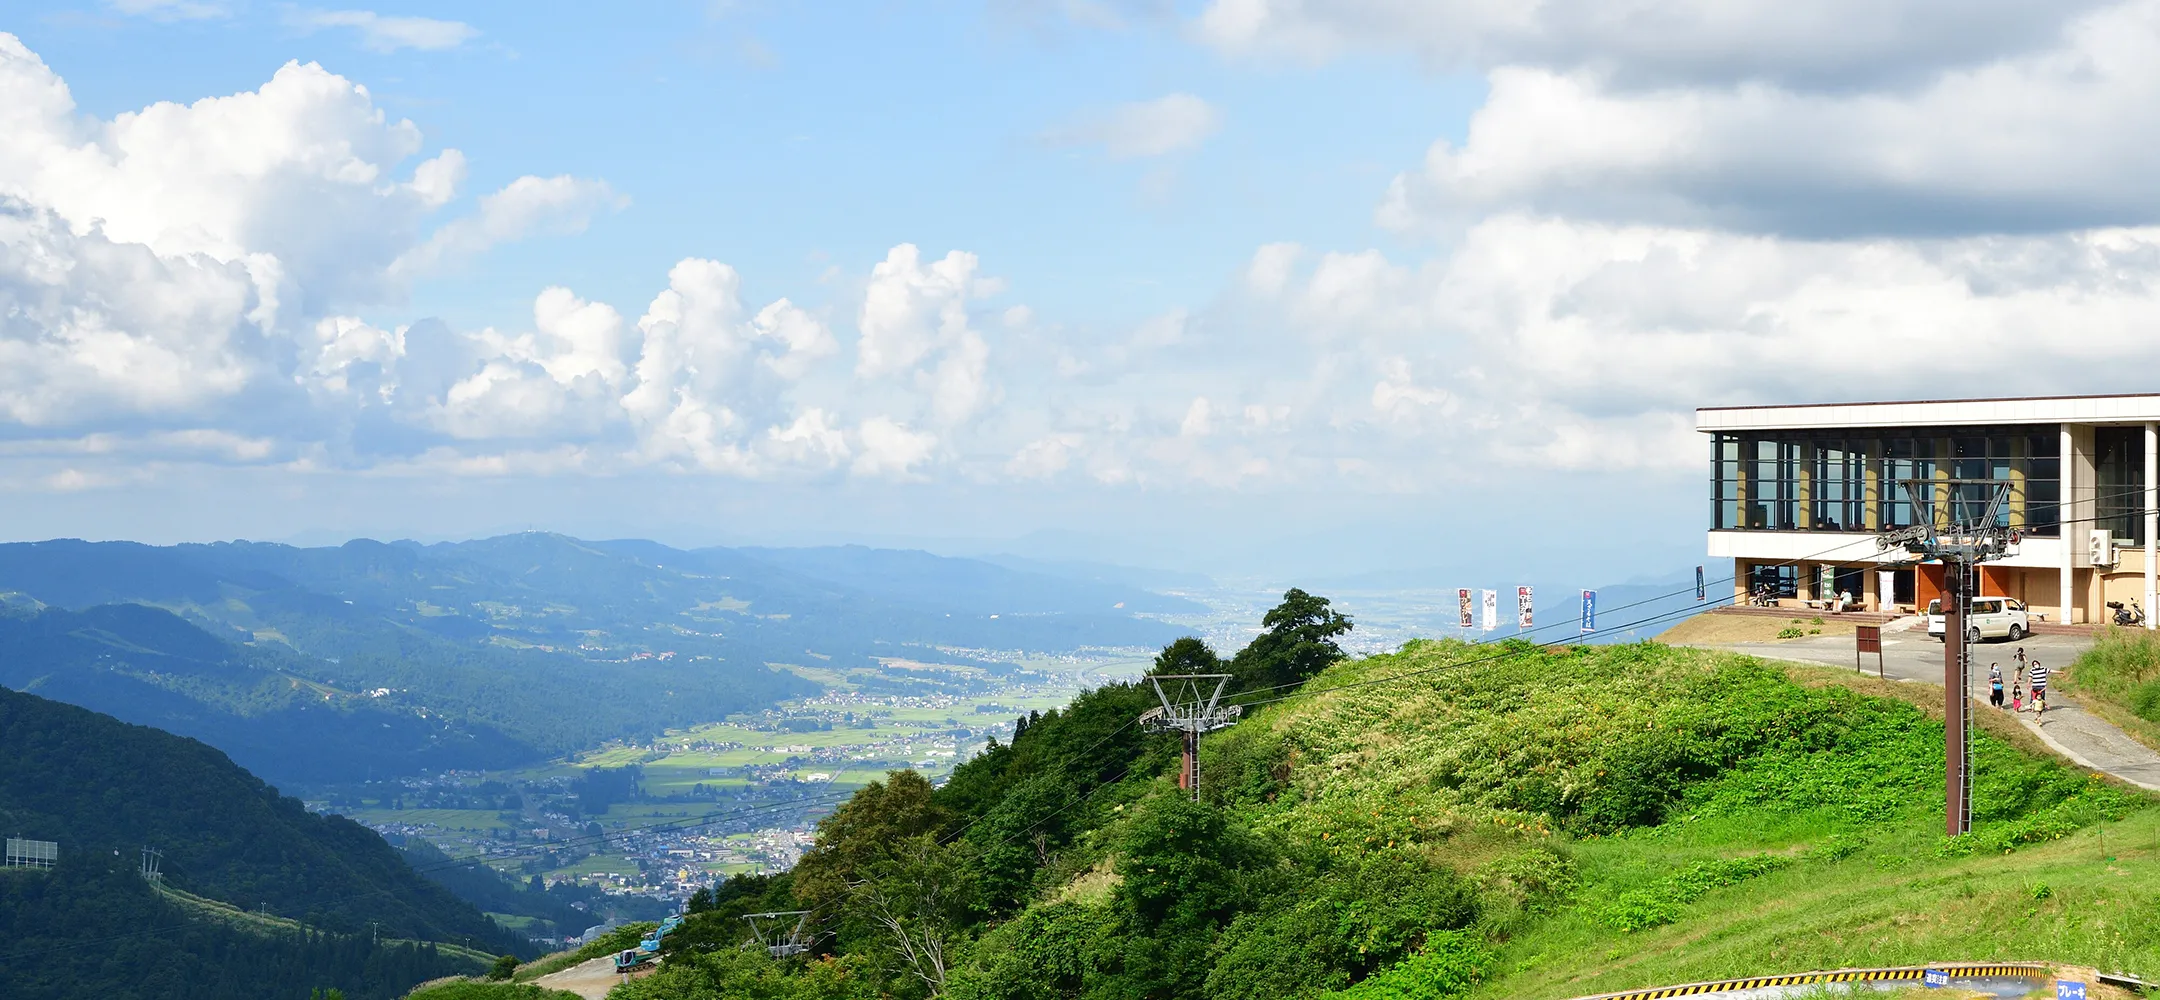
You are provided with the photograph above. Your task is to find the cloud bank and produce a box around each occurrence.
[14,0,2160,500]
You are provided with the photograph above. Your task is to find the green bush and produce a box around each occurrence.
[1319,931,1492,1000]
[1204,848,1478,1000]
[1776,627,1807,639]
[611,950,881,1000]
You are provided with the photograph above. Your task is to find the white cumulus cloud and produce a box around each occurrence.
[1380,5,2160,239]
[857,244,998,426]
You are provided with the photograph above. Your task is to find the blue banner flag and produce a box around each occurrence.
[1696,565,1705,602]
[1580,590,1596,633]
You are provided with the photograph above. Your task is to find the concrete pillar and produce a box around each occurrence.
[1798,441,1814,530]
[2146,422,2156,628]
[1862,565,1881,611]
[1862,437,1882,531]
[2062,423,2079,624]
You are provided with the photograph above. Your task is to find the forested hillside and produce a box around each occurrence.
[0,861,478,1000]
[608,593,2159,1000]
[0,685,526,993]
[0,603,535,787]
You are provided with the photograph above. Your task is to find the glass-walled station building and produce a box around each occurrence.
[1700,395,2160,625]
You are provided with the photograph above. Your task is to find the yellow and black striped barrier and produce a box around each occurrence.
[1568,963,2052,999]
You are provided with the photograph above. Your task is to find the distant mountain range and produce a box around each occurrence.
[0,534,1199,787]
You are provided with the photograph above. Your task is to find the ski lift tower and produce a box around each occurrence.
[1875,478,2018,837]
[742,910,815,958]
[1139,674,1243,802]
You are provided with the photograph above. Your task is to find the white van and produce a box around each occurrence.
[1926,597,2031,643]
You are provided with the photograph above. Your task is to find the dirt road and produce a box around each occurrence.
[533,956,633,999]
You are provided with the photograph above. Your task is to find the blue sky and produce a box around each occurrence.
[5,1,2160,583]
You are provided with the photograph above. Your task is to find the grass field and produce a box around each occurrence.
[1184,639,2160,999]
[1485,803,2159,998]
[2064,629,2160,754]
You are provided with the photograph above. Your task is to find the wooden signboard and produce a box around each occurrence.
[1855,624,1884,677]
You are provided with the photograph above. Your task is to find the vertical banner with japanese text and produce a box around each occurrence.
[1481,590,1498,632]
[1458,589,1473,629]
[1696,566,1705,602]
[1516,586,1533,630]
[1581,590,1597,633]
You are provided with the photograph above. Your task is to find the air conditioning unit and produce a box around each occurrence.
[2091,529,2119,566]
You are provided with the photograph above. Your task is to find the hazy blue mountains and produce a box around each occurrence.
[0,534,1194,785]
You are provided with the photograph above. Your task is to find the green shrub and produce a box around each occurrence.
[1777,627,1806,639]
[1205,848,1479,1000]
[1473,846,1579,916]
[1319,931,1492,1000]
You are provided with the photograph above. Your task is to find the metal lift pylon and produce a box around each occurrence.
[1139,674,1243,802]
[1876,477,2017,838]
[742,909,816,958]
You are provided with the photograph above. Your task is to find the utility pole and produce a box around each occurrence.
[1140,674,1243,802]
[139,847,163,885]
[1878,479,2013,838]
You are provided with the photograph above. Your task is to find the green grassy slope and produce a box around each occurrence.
[1206,640,2157,999]
[2063,629,2160,753]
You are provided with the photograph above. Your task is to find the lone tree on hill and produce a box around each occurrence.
[1230,588,1353,693]
[1151,636,1223,676]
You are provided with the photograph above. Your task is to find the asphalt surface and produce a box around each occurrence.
[1700,626,2160,791]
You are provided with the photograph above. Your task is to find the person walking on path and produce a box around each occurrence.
[1989,662,2005,708]
[2012,680,2024,713]
[2029,659,2050,716]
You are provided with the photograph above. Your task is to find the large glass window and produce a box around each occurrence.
[1880,436,1935,529]
[1811,442,1867,531]
[1748,562,1798,599]
[2096,427,2147,544]
[1710,425,2059,535]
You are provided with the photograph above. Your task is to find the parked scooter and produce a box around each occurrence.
[2108,598,2146,627]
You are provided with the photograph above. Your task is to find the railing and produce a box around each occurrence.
[1566,963,2052,1000]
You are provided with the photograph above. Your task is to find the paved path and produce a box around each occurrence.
[1691,632,2160,792]
[533,956,627,1000]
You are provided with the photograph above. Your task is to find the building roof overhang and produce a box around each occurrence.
[1697,393,2160,433]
